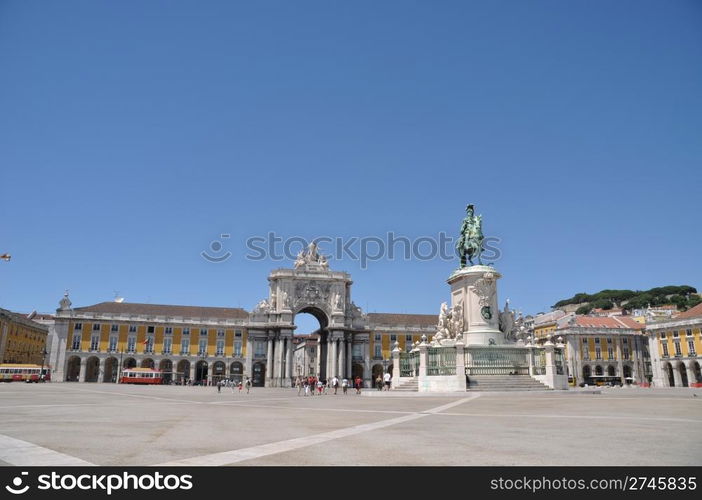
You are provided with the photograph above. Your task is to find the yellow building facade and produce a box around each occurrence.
[0,307,49,365]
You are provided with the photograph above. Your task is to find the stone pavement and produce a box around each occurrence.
[0,384,699,466]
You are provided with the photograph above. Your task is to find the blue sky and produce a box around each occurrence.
[1,1,701,332]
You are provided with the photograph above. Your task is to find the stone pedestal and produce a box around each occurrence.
[447,265,504,346]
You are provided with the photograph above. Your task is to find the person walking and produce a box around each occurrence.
[316,378,323,395]
[375,375,383,391]
[303,379,310,396]
[295,376,302,396]
[244,377,251,394]
[354,375,362,394]
[332,375,339,395]
[383,371,392,391]
[217,380,222,393]
[342,377,349,395]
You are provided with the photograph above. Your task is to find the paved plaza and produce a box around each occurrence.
[0,384,700,466]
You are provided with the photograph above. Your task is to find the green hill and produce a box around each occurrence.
[552,285,700,314]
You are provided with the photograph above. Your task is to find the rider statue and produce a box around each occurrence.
[456,204,484,268]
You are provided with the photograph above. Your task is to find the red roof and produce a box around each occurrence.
[569,315,643,330]
[675,302,702,320]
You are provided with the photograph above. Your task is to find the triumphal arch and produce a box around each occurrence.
[248,242,369,387]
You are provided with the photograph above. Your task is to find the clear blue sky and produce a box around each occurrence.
[1,1,701,331]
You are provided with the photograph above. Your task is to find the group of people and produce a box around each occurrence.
[216,377,252,394]
[294,375,364,396]
[375,372,392,391]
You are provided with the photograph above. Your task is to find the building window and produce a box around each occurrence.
[110,324,119,332]
[217,329,225,337]
[163,337,172,355]
[71,334,81,350]
[374,345,382,358]
[595,338,600,344]
[216,340,224,357]
[108,336,117,352]
[74,323,82,331]
[182,328,190,336]
[147,326,155,334]
[606,338,612,344]
[235,330,242,338]
[254,341,265,358]
[129,325,137,333]
[662,342,669,357]
[90,335,99,351]
[674,341,682,357]
[659,332,666,339]
[353,344,362,359]
[390,334,397,342]
[200,329,208,336]
[623,338,628,345]
[374,334,381,342]
[127,337,136,353]
[180,339,190,355]
[688,340,696,356]
[198,339,207,356]
[165,327,172,335]
[673,330,679,338]
[607,348,614,360]
[622,348,629,360]
[406,335,412,343]
[92,323,101,331]
[595,347,602,360]
[686,329,692,337]
[234,341,242,357]
[144,337,154,354]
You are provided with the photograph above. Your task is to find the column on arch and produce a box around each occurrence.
[78,357,87,382]
[285,337,293,382]
[338,336,346,380]
[99,357,106,383]
[346,338,352,379]
[266,336,274,386]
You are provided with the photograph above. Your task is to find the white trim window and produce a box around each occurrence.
[607,347,614,360]
[217,330,225,337]
[108,336,117,352]
[163,337,172,355]
[688,339,696,356]
[595,347,602,360]
[200,328,208,337]
[74,323,82,331]
[90,335,100,352]
[674,341,682,357]
[110,324,119,332]
[198,339,208,356]
[254,341,265,358]
[216,339,224,357]
[662,342,669,357]
[71,334,81,351]
[165,327,173,335]
[92,323,101,332]
[374,344,382,358]
[233,341,242,357]
[128,325,137,333]
[182,328,190,336]
[127,336,136,353]
[180,338,190,355]
[144,337,154,354]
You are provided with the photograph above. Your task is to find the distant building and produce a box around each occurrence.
[0,308,49,365]
[645,303,702,387]
[531,311,650,386]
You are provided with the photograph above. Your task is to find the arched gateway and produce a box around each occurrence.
[249,242,368,387]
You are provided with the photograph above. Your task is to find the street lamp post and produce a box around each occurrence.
[40,348,48,382]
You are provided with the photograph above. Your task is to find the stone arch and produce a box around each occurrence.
[84,356,100,382]
[123,357,136,369]
[582,364,592,384]
[594,365,603,376]
[607,365,616,377]
[141,358,155,369]
[294,306,331,379]
[103,357,118,383]
[195,360,208,384]
[176,360,190,384]
[212,361,226,382]
[230,361,243,383]
[252,361,266,387]
[693,361,702,385]
[663,362,674,387]
[352,363,364,381]
[623,364,632,382]
[66,355,81,382]
[159,359,173,384]
[677,362,689,387]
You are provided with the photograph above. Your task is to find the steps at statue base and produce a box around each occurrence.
[468,375,551,391]
[393,379,419,391]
